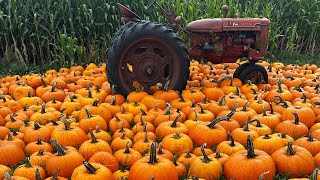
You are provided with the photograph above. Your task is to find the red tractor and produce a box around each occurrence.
[107,1,270,95]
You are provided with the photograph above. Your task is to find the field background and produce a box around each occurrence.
[0,0,320,75]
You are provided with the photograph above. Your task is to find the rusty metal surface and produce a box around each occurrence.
[118,37,179,94]
[118,3,141,21]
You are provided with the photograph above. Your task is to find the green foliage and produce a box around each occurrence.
[0,0,319,67]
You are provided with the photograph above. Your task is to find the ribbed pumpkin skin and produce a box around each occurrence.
[0,165,10,179]
[0,143,25,166]
[271,144,314,178]
[128,156,178,180]
[88,152,119,173]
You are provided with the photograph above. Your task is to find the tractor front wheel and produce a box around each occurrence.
[107,21,189,95]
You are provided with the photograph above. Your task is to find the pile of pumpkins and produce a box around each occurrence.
[1,60,320,179]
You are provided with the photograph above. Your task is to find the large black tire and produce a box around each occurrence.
[107,21,189,96]
[233,62,251,78]
[238,64,268,84]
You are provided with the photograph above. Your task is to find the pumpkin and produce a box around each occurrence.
[250,105,281,130]
[189,117,227,148]
[293,132,320,156]
[271,142,314,178]
[113,169,129,180]
[188,144,223,179]
[173,155,187,178]
[30,103,55,125]
[113,142,142,168]
[275,112,309,139]
[272,133,294,146]
[133,123,156,143]
[216,102,240,132]
[224,136,276,180]
[170,91,193,110]
[111,132,133,151]
[282,106,316,128]
[231,120,259,147]
[208,151,229,165]
[162,132,193,157]
[25,136,52,154]
[30,149,52,167]
[79,108,107,133]
[79,128,112,160]
[253,134,284,155]
[248,119,272,136]
[177,150,197,167]
[88,151,119,173]
[0,165,10,180]
[24,122,51,144]
[46,139,84,178]
[133,108,156,124]
[155,114,188,139]
[2,132,26,149]
[87,125,112,143]
[216,132,245,156]
[206,96,229,117]
[13,157,47,180]
[71,161,114,180]
[129,142,178,180]
[132,132,156,155]
[51,115,87,148]
[78,99,112,123]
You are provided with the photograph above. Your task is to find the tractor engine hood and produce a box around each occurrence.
[186,18,270,32]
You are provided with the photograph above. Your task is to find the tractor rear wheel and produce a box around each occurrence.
[107,21,189,96]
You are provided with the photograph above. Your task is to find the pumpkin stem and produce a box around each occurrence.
[242,101,248,111]
[173,132,180,139]
[215,151,222,159]
[198,104,205,114]
[226,102,237,120]
[40,77,47,87]
[154,103,159,111]
[140,108,147,115]
[177,91,185,102]
[164,103,172,115]
[262,106,267,116]
[92,99,99,106]
[171,114,181,127]
[192,110,199,122]
[9,114,16,122]
[142,123,147,133]
[268,102,274,114]
[41,103,46,114]
[50,139,66,156]
[200,143,211,163]
[7,132,14,141]
[61,115,71,130]
[139,115,145,126]
[250,119,262,127]
[23,120,30,127]
[229,78,233,86]
[185,150,192,158]
[34,122,41,130]
[25,157,32,168]
[11,130,18,136]
[243,120,250,131]
[111,96,117,105]
[263,134,271,139]
[37,149,45,156]
[35,168,42,180]
[51,82,57,92]
[83,161,97,174]
[207,116,227,129]
[235,86,240,96]
[292,112,300,125]
[148,142,158,164]
[87,90,93,98]
[121,132,126,139]
[173,155,178,166]
[124,143,131,153]
[218,95,225,106]
[191,99,195,107]
[89,128,98,143]
[286,142,296,156]
[84,108,93,118]
[313,168,319,180]
[227,132,236,147]
[246,135,257,158]
[36,136,42,145]
[308,132,314,142]
[115,115,121,122]
[95,84,100,93]
[276,79,283,93]
[158,142,163,154]
[69,95,75,102]
[301,93,307,103]
[144,131,149,143]
[52,168,60,180]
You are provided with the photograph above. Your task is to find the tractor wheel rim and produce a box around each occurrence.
[119,36,179,93]
[245,71,262,84]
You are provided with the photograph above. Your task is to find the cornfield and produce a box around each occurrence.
[0,0,319,67]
